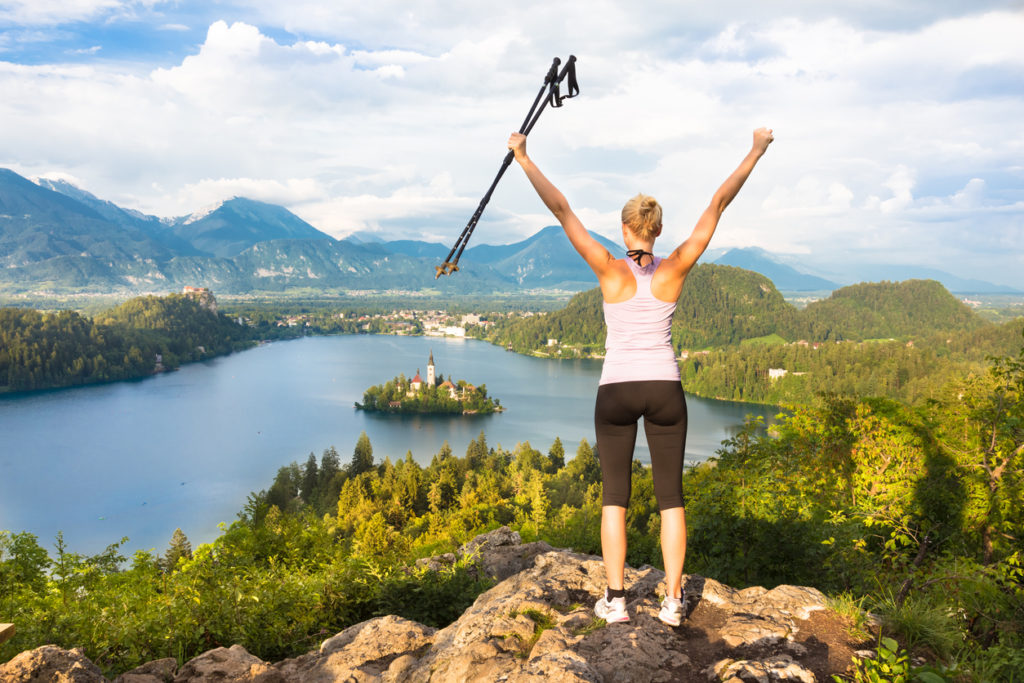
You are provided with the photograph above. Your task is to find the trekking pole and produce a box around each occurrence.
[436,55,579,278]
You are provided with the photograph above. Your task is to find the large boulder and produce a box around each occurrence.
[419,525,559,581]
[113,657,178,683]
[0,645,108,682]
[265,615,435,682]
[172,644,269,682]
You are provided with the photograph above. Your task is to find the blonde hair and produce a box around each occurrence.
[621,193,662,240]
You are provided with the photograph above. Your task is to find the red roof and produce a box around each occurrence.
[412,371,423,383]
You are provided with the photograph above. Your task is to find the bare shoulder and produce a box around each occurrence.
[650,255,688,302]
[599,259,637,303]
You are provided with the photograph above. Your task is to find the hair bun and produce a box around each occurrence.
[621,193,663,241]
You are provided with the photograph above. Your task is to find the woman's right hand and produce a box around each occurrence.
[752,127,774,156]
[508,132,528,162]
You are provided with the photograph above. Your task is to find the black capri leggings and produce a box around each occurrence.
[594,380,688,511]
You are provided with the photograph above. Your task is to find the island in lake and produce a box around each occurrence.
[355,350,503,415]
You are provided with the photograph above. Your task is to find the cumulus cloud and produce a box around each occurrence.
[879,166,916,214]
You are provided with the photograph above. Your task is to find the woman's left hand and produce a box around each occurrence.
[508,132,528,161]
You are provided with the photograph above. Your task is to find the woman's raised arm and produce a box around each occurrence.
[662,127,773,278]
[509,132,616,277]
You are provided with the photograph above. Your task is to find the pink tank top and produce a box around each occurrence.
[599,256,680,386]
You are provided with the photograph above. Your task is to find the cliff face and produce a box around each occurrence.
[0,529,870,682]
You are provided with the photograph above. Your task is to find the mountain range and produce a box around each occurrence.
[711,247,839,291]
[0,168,1017,296]
[0,168,623,294]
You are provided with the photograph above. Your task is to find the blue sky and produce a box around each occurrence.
[1,1,1022,287]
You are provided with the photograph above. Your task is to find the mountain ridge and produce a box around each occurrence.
[169,197,336,258]
[5,167,1021,296]
[713,247,838,291]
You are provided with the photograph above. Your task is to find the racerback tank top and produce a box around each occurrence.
[599,256,680,386]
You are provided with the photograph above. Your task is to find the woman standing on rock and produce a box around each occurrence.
[508,127,773,625]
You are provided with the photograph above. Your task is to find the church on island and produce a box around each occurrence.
[356,351,501,415]
[408,350,472,400]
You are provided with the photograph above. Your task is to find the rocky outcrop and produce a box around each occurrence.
[114,657,177,682]
[0,644,107,682]
[416,525,558,582]
[267,615,435,682]
[1,531,867,682]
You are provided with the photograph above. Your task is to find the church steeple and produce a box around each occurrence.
[427,350,436,387]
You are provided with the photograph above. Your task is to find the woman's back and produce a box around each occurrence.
[600,257,679,386]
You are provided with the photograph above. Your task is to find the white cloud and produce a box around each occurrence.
[173,176,325,212]
[0,0,169,25]
[35,170,86,185]
[0,0,122,25]
[879,166,916,214]
[761,177,856,217]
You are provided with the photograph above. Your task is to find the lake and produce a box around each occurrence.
[0,335,778,556]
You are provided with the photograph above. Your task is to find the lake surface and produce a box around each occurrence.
[0,335,778,556]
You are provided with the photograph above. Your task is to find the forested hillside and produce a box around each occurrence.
[674,264,797,347]
[787,279,988,341]
[473,270,1022,406]
[474,264,796,354]
[0,293,250,393]
[683,315,1024,405]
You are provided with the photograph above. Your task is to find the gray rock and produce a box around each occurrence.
[173,644,270,682]
[418,526,560,582]
[415,552,456,572]
[268,615,435,683]
[382,653,419,682]
[708,655,817,682]
[700,577,828,648]
[114,657,178,683]
[458,526,521,557]
[0,645,109,682]
[476,540,557,581]
[719,611,795,648]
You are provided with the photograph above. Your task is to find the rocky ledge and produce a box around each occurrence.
[0,528,869,682]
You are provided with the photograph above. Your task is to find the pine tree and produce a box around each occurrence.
[320,446,341,485]
[547,436,565,472]
[350,432,374,476]
[163,528,192,572]
[300,453,319,505]
[466,430,489,468]
[565,439,601,486]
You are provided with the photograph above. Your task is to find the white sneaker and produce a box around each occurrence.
[658,595,684,626]
[594,589,629,623]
